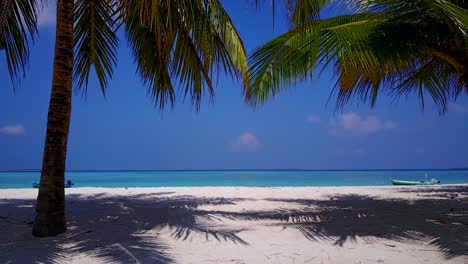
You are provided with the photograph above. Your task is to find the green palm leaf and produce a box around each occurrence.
[123,0,249,110]
[248,13,375,106]
[248,0,468,112]
[0,0,40,85]
[73,0,119,95]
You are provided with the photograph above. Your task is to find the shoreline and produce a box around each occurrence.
[3,170,468,189]
[4,168,468,172]
[1,185,467,263]
[1,183,467,191]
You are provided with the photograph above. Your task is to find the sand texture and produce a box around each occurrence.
[1,185,467,263]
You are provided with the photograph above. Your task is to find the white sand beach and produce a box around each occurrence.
[1,185,467,263]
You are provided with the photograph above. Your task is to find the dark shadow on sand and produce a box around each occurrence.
[0,187,467,262]
[394,185,468,199]
[253,191,467,258]
[0,193,249,263]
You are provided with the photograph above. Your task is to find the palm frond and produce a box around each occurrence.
[0,0,11,31]
[123,0,249,110]
[285,0,336,25]
[432,0,468,37]
[123,0,176,110]
[73,0,119,96]
[247,0,468,112]
[0,0,40,85]
[248,13,374,107]
[202,0,250,99]
[393,59,449,112]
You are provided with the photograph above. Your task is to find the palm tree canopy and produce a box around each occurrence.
[1,0,250,110]
[248,0,468,112]
[119,0,249,109]
[0,0,40,86]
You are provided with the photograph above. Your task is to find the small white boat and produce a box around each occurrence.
[391,178,440,186]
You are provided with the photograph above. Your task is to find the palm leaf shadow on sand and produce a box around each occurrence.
[229,191,468,258]
[0,186,467,263]
[0,192,249,263]
[187,186,468,259]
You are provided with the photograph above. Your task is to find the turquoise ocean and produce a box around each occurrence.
[1,170,468,189]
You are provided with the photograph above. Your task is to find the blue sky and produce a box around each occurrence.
[1,2,468,171]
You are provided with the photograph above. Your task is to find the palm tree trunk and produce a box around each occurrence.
[32,0,74,237]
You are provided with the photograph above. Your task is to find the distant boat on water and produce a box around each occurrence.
[33,180,75,188]
[391,173,440,186]
[391,178,440,186]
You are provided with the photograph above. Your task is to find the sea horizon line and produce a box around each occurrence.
[1,168,468,172]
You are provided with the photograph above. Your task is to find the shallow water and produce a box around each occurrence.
[1,170,467,188]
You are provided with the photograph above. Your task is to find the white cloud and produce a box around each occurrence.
[0,125,25,136]
[329,112,397,135]
[38,5,56,27]
[448,103,467,113]
[231,132,262,151]
[307,115,321,123]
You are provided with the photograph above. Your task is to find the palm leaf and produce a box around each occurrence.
[0,0,40,85]
[73,0,119,95]
[432,0,468,37]
[248,13,374,107]
[248,0,468,112]
[123,0,176,109]
[123,0,249,110]
[286,0,339,25]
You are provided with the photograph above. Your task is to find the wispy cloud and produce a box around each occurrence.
[448,103,467,113]
[231,132,262,151]
[307,115,321,123]
[38,5,56,27]
[0,125,25,136]
[329,112,397,135]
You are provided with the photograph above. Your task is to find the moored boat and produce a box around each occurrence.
[391,179,440,185]
[32,181,75,188]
